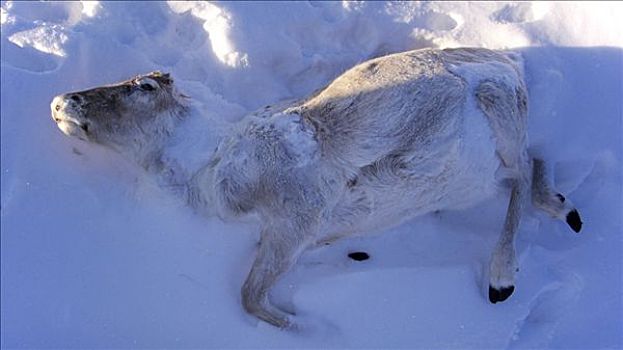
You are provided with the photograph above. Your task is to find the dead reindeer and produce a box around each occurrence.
[51,48,582,329]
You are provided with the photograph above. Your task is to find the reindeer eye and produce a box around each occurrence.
[140,83,155,91]
[135,77,158,92]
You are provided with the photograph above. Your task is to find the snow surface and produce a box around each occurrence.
[1,1,622,348]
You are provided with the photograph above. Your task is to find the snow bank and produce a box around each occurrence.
[1,1,621,348]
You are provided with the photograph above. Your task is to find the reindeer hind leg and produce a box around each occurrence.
[489,179,525,303]
[531,158,583,233]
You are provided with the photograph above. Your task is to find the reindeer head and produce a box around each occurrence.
[51,72,188,161]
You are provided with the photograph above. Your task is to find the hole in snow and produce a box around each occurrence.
[348,251,370,261]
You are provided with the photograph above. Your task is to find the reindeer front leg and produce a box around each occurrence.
[241,225,310,328]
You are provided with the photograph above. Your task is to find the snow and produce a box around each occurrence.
[168,2,248,68]
[1,1,622,348]
[271,112,319,168]
[8,24,68,57]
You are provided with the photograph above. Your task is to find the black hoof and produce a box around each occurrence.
[489,285,515,303]
[566,209,582,233]
[348,251,370,261]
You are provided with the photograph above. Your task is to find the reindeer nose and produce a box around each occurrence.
[51,94,84,122]
[51,95,64,116]
[52,93,85,116]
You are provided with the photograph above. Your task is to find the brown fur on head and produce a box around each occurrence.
[51,71,188,160]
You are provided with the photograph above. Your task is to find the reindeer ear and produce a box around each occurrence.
[160,72,173,85]
[151,71,173,85]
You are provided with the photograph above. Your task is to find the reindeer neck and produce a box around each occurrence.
[146,104,231,212]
